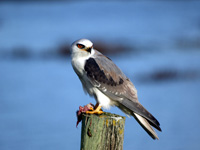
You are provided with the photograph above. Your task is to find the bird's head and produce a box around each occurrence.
[71,39,94,58]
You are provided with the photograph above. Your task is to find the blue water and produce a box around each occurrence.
[1,1,200,150]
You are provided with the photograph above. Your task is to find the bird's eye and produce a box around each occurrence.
[76,44,85,49]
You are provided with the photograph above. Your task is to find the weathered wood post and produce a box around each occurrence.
[80,112,126,150]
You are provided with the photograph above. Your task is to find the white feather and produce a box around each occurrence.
[134,113,159,140]
[93,88,112,109]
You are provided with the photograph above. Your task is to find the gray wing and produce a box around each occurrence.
[84,50,161,133]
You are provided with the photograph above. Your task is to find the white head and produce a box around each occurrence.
[71,39,94,58]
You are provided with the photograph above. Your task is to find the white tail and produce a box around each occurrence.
[133,113,159,140]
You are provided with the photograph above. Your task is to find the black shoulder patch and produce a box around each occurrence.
[84,58,122,86]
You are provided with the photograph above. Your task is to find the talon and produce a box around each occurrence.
[86,110,104,114]
[89,107,94,111]
[86,104,104,115]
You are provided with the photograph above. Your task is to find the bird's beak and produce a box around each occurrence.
[85,46,93,53]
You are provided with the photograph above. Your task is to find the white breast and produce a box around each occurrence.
[71,49,94,76]
[72,57,86,76]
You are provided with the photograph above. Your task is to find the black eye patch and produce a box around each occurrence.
[76,44,85,49]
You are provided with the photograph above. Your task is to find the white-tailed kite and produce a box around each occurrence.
[71,39,161,139]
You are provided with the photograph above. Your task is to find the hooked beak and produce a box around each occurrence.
[84,46,93,53]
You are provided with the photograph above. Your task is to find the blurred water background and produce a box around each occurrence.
[1,0,200,150]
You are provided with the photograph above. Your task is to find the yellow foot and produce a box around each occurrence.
[86,105,104,115]
[86,110,104,114]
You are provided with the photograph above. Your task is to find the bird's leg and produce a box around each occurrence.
[94,102,100,109]
[86,103,104,114]
[88,103,100,111]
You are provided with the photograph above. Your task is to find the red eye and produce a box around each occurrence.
[76,44,85,49]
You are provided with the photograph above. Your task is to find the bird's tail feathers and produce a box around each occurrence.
[133,113,159,140]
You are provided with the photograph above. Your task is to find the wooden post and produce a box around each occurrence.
[80,112,126,150]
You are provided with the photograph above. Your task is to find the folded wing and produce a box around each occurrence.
[84,50,161,139]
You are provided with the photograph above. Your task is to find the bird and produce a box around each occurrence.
[71,39,161,140]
